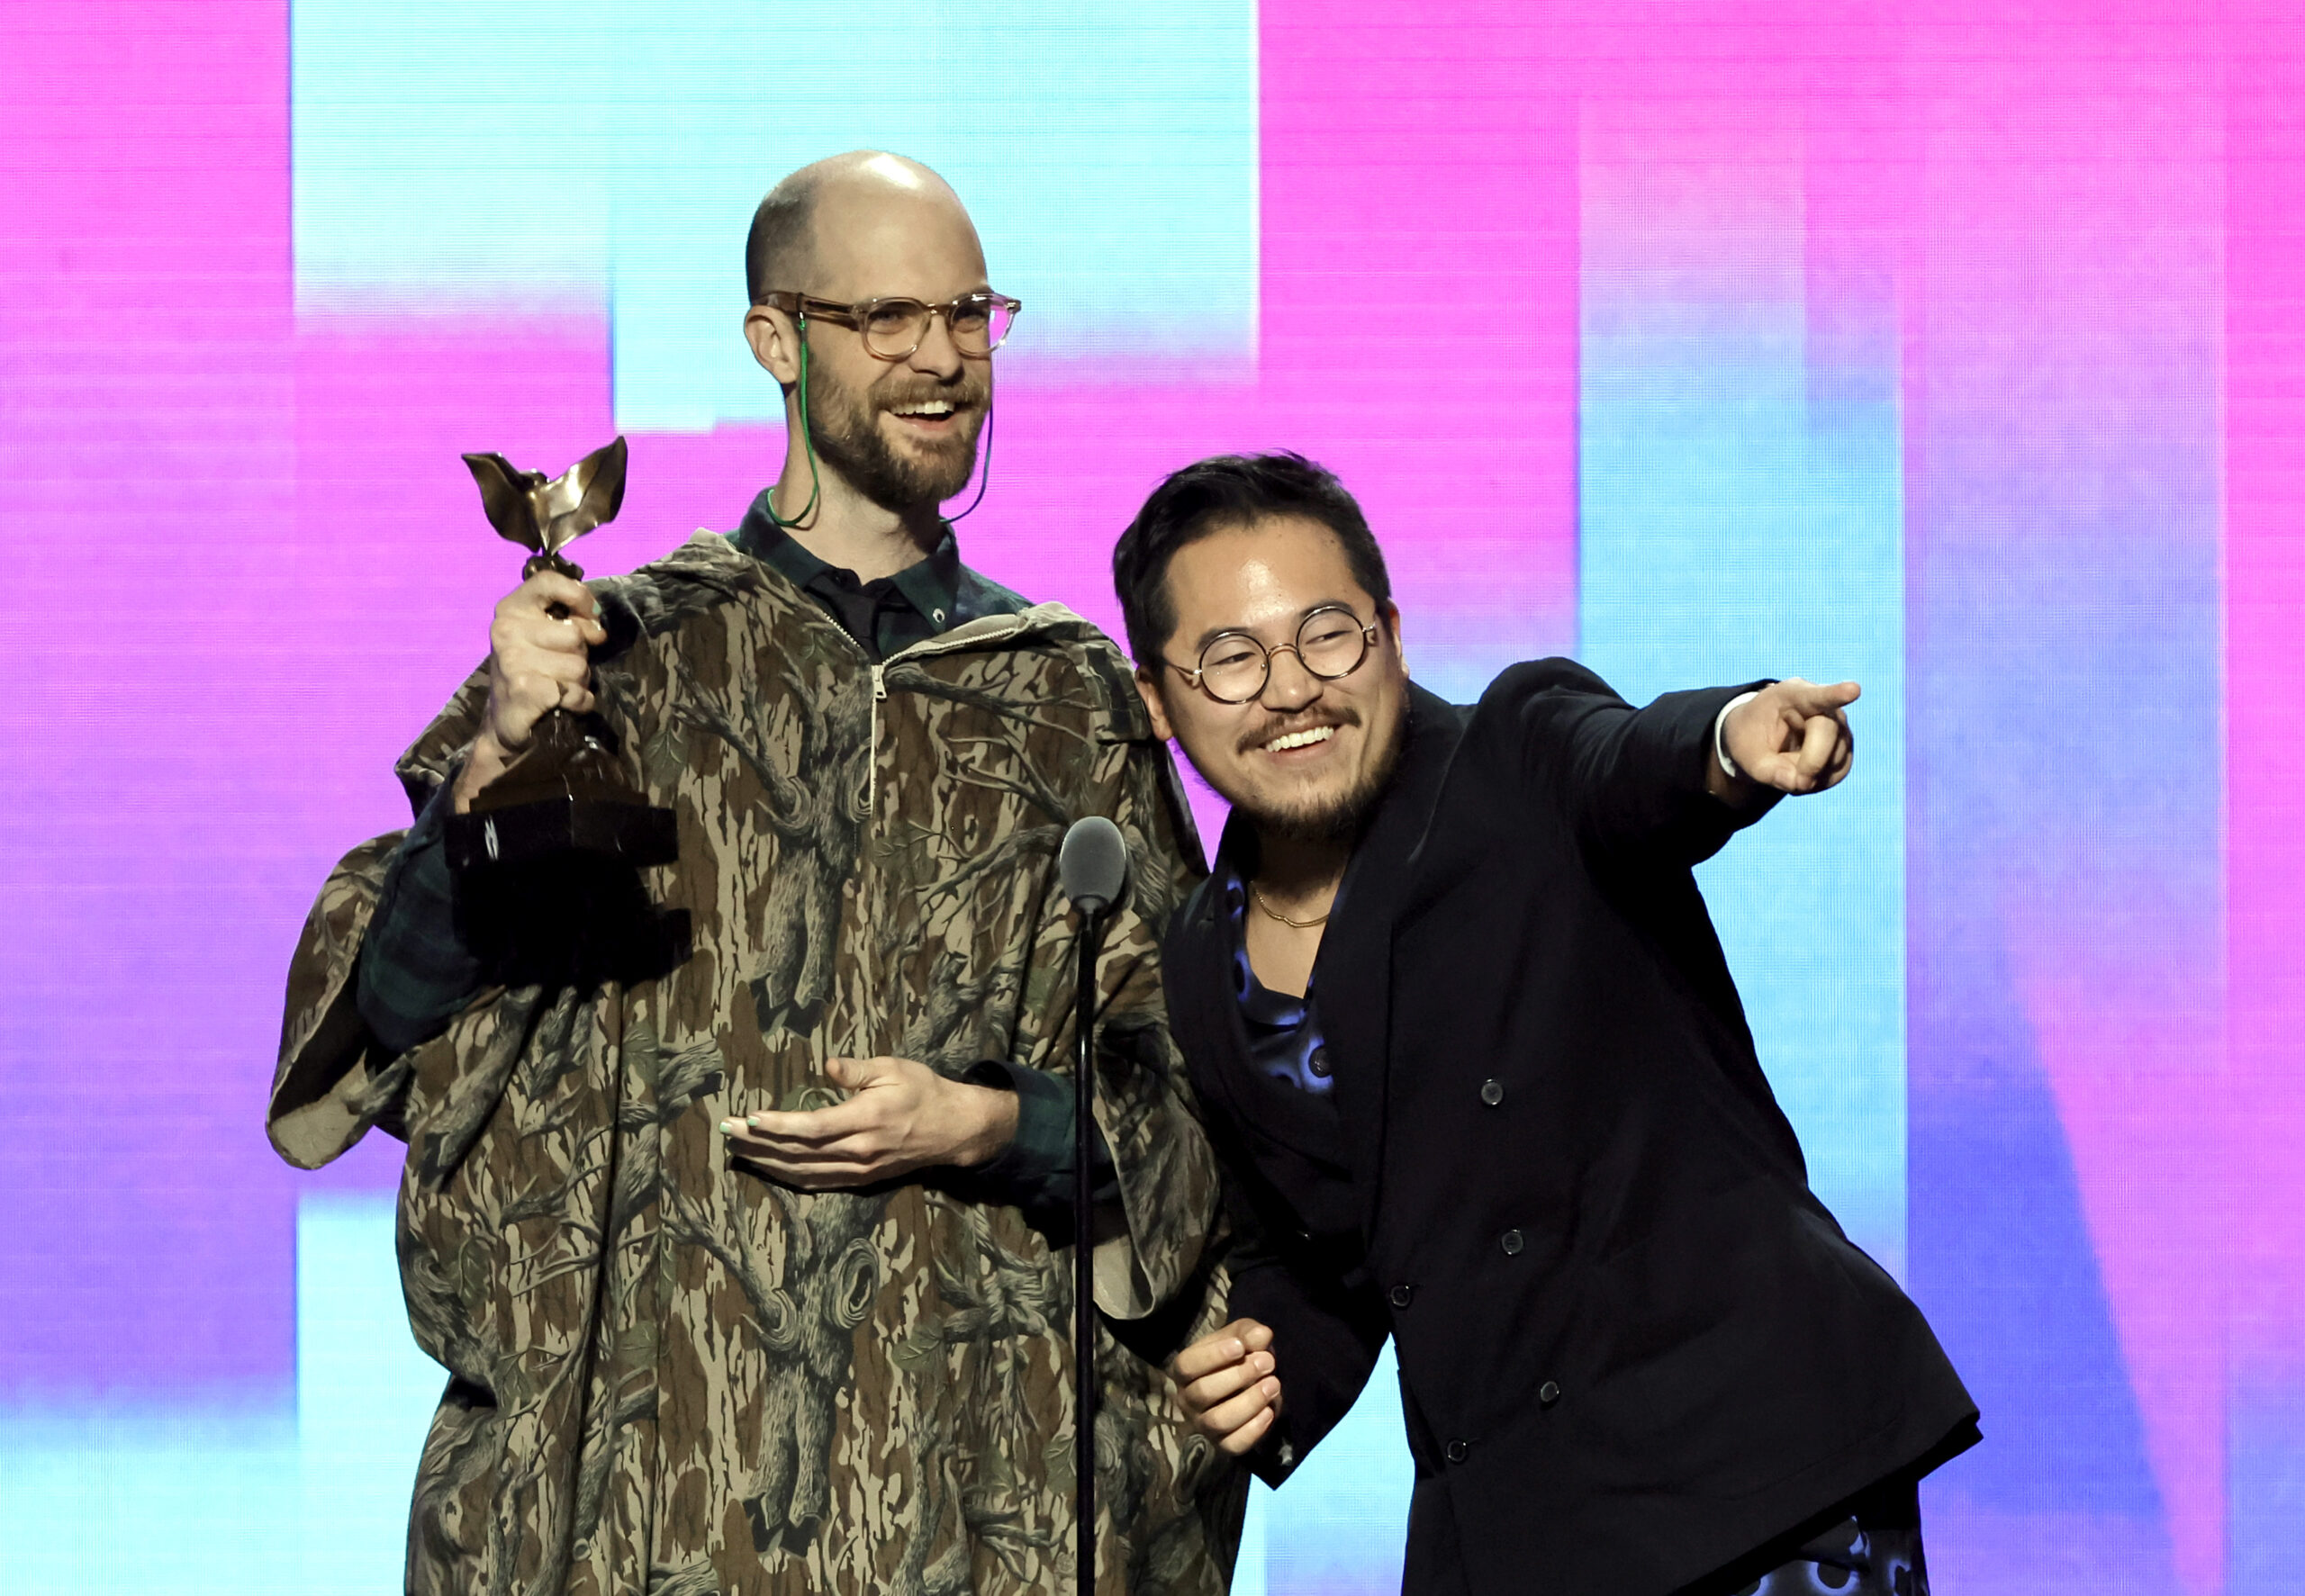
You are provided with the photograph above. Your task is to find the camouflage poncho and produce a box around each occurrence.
[267,532,1243,1595]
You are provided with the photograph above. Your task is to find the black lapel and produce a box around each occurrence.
[1164,822,1258,1151]
[1311,683,1468,1240]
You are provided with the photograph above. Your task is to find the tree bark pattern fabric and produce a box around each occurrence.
[268,532,1243,1595]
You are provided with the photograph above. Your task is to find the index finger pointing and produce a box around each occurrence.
[1778,677,1860,717]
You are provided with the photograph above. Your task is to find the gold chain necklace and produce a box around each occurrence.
[1251,884,1331,930]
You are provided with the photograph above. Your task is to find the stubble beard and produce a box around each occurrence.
[1234,701,1409,847]
[806,359,984,513]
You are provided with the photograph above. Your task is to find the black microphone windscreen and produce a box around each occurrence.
[1058,816,1130,917]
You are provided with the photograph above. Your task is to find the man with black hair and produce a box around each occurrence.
[1125,454,1977,1596]
[267,152,1243,1594]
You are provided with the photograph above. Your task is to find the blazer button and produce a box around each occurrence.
[1500,1229,1524,1256]
[1388,1283,1415,1309]
[1539,1380,1561,1407]
[1479,1078,1504,1106]
[1307,1044,1333,1079]
[1444,1438,1469,1464]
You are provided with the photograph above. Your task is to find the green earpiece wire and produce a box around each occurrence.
[764,311,824,530]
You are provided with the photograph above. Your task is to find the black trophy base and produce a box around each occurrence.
[445,793,679,871]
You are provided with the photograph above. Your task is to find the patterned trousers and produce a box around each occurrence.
[1406,1470,1930,1596]
[1726,1478,1930,1596]
[1734,1517,1929,1596]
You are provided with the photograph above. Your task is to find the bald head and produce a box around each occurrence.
[744,150,980,305]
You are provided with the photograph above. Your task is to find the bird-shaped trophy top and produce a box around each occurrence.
[462,437,629,580]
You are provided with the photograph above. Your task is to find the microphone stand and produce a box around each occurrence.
[1057,813,1125,1596]
[1073,902,1105,1596]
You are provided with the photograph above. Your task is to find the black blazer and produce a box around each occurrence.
[1166,663,1977,1596]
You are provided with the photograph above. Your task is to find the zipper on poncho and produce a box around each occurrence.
[859,614,1037,814]
[866,662,887,812]
[836,610,1044,816]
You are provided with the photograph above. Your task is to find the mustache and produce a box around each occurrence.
[1235,709,1355,754]
[872,375,989,413]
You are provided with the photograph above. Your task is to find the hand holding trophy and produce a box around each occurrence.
[443,437,679,872]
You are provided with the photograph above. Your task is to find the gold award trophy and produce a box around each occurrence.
[442,437,679,872]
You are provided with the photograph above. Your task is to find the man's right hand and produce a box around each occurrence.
[452,571,606,813]
[1169,1317,1283,1457]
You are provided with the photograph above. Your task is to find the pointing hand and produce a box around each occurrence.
[1717,678,1859,798]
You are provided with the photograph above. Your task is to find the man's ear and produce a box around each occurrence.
[1133,666,1177,743]
[744,304,802,386]
[1380,600,1406,672]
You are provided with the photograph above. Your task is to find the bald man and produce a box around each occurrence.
[268,152,1243,1594]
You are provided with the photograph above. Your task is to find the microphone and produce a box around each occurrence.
[1056,814,1128,1596]
[1058,815,1130,919]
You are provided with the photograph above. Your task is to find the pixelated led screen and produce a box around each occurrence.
[4,3,2301,1591]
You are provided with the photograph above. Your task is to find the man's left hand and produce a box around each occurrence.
[1714,677,1859,800]
[719,1056,1020,1189]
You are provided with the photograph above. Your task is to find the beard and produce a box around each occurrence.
[1233,700,1409,846]
[805,358,986,513]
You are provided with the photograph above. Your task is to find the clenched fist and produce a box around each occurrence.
[451,571,607,813]
[1169,1318,1283,1456]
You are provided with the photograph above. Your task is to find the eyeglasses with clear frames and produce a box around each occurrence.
[756,290,1022,361]
[1164,604,1382,705]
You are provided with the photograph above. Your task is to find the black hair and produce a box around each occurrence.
[1111,451,1393,669]
[745,176,819,306]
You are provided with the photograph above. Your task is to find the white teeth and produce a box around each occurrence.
[1263,726,1335,753]
[893,402,955,417]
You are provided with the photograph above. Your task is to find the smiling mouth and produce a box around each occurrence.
[1261,726,1336,753]
[888,400,962,422]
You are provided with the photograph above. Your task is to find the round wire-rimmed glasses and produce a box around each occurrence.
[757,290,1021,360]
[1165,605,1382,705]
